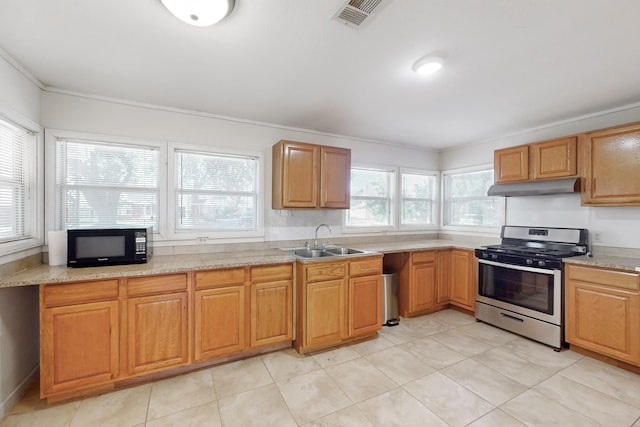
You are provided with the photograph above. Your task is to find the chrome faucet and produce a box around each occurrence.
[314,223,331,248]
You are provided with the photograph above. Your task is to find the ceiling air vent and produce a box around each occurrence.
[332,0,386,27]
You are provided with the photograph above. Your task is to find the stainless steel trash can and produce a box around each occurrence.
[381,270,399,326]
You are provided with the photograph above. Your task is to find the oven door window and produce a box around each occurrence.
[478,262,554,315]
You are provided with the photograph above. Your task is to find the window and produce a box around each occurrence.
[0,118,36,243]
[400,169,437,228]
[443,167,503,227]
[174,149,258,232]
[346,167,394,228]
[55,138,160,231]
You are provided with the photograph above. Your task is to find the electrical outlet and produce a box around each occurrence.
[196,237,208,244]
[593,232,602,242]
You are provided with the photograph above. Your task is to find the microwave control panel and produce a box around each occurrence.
[135,232,147,254]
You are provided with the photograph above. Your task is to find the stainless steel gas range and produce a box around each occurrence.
[475,226,589,350]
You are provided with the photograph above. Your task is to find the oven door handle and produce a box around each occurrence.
[477,258,557,275]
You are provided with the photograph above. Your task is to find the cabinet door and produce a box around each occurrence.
[566,280,640,364]
[41,301,119,396]
[450,249,475,310]
[251,279,292,347]
[195,285,246,360]
[494,145,529,183]
[305,279,346,348]
[349,275,382,337]
[436,250,451,304]
[128,293,188,375]
[531,136,578,180]
[582,123,640,205]
[320,146,351,208]
[275,141,319,208]
[411,262,437,312]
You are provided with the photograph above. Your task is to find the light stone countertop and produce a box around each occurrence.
[11,238,637,287]
[0,239,489,288]
[563,255,640,273]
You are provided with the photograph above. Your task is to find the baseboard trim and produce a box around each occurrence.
[0,365,39,417]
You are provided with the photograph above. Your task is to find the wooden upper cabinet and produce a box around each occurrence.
[495,145,529,183]
[320,146,351,208]
[272,140,350,209]
[531,136,578,180]
[494,136,578,183]
[581,122,640,206]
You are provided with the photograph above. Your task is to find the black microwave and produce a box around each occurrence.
[67,227,153,267]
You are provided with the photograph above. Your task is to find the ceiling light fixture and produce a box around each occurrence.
[413,55,444,76]
[161,0,235,27]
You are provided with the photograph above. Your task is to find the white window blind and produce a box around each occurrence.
[400,171,437,227]
[55,139,160,230]
[346,167,394,227]
[174,150,258,232]
[0,119,34,243]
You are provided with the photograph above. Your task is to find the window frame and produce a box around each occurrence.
[167,142,264,241]
[440,164,504,233]
[46,129,167,239]
[398,167,439,232]
[343,164,396,234]
[0,108,43,257]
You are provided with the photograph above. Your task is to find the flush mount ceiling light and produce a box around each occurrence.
[161,0,235,27]
[413,55,444,76]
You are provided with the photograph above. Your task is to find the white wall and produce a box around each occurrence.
[0,54,41,415]
[41,90,439,244]
[439,104,640,249]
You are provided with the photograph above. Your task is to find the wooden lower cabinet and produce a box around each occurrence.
[194,285,246,360]
[295,256,382,353]
[410,252,437,313]
[40,279,120,397]
[305,278,347,348]
[565,264,640,366]
[349,274,382,337]
[390,249,469,317]
[127,292,188,375]
[449,249,475,310]
[40,263,295,401]
[40,300,119,396]
[436,250,451,304]
[251,279,292,347]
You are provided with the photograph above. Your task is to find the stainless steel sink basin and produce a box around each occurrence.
[285,246,372,259]
[324,247,365,255]
[292,249,335,258]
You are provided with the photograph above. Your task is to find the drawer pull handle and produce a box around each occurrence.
[358,267,380,271]
[500,312,524,323]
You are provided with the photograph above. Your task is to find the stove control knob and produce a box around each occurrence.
[526,259,534,265]
[490,254,498,260]
[481,252,488,259]
[538,260,546,267]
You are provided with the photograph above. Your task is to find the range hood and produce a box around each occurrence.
[487,177,580,197]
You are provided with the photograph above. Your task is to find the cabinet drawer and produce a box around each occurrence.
[412,251,436,264]
[305,262,346,283]
[42,279,120,307]
[127,273,188,296]
[251,264,293,283]
[195,268,246,290]
[349,257,382,277]
[566,264,639,291]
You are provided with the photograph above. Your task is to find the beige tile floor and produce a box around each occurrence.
[3,309,640,427]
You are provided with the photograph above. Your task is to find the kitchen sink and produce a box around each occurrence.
[285,246,372,259]
[324,247,366,255]
[292,249,335,258]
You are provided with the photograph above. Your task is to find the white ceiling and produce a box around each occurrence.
[1,0,640,149]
